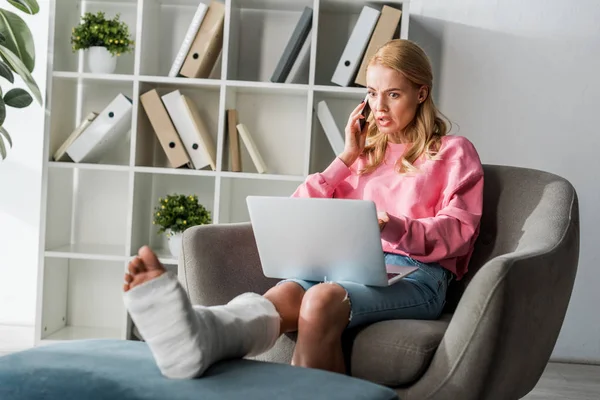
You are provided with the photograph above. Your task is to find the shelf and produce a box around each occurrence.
[314,85,368,96]
[225,79,309,94]
[130,172,216,257]
[53,71,136,81]
[48,161,131,172]
[219,177,300,223]
[139,0,222,79]
[138,75,222,87]
[44,168,130,255]
[220,171,305,182]
[40,258,125,342]
[45,244,128,262]
[42,326,122,342]
[226,0,314,83]
[222,86,309,175]
[133,166,217,177]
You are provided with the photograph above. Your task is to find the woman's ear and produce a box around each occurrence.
[418,86,429,103]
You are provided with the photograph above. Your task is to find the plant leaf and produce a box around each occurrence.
[0,44,41,104]
[7,0,40,15]
[0,131,6,160]
[4,87,31,107]
[0,61,14,83]
[0,9,35,72]
[0,125,12,147]
[0,96,5,126]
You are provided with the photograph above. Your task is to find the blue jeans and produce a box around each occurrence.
[279,253,453,329]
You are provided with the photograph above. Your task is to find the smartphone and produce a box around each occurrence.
[359,93,371,131]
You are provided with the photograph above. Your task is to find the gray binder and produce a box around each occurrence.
[270,7,313,83]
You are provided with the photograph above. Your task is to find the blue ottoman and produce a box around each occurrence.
[0,339,398,400]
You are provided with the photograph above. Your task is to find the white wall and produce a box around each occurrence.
[0,0,49,344]
[409,0,600,363]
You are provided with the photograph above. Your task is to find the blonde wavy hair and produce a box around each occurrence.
[360,39,449,175]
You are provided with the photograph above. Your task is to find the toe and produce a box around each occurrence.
[128,256,145,275]
[138,245,165,272]
[125,273,133,283]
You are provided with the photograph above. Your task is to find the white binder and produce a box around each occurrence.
[316,100,345,155]
[161,90,212,170]
[66,93,133,163]
[331,6,381,87]
[168,2,208,77]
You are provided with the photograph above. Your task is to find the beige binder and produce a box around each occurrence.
[354,6,402,87]
[227,109,241,172]
[139,89,191,168]
[179,1,225,79]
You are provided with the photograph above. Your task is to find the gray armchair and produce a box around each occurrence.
[177,164,579,400]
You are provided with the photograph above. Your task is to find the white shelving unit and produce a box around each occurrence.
[35,0,410,344]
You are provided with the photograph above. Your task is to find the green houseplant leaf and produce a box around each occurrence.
[0,9,35,72]
[0,60,13,82]
[0,44,41,104]
[0,96,6,126]
[4,87,31,107]
[7,0,40,15]
[0,125,12,147]
[0,131,6,159]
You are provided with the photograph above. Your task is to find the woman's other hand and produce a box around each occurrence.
[339,101,369,166]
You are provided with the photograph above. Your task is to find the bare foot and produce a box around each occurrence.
[123,246,166,292]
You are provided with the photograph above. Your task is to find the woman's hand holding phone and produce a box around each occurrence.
[339,95,371,167]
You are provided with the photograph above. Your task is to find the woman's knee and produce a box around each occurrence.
[299,283,350,331]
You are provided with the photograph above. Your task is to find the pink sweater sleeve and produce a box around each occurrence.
[381,151,484,262]
[291,157,352,198]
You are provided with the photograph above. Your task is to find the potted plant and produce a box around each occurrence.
[0,0,43,161]
[153,194,212,257]
[70,11,134,74]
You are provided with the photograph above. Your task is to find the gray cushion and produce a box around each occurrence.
[253,316,450,387]
[350,317,451,386]
[0,339,399,400]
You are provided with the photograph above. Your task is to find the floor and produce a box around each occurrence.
[1,340,599,399]
[522,362,600,400]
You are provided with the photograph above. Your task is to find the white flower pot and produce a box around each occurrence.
[87,46,117,74]
[167,231,183,258]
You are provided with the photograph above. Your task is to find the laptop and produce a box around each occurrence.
[246,196,419,287]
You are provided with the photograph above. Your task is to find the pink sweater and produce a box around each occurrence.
[291,135,484,280]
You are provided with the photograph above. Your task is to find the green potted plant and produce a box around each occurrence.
[0,0,43,161]
[153,193,212,257]
[70,11,134,74]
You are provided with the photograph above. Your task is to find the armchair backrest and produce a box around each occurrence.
[445,164,580,311]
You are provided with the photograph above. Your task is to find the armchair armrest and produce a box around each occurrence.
[178,222,280,306]
[402,213,579,400]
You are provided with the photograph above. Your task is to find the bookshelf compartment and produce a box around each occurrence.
[219,177,301,223]
[222,85,309,176]
[44,168,130,257]
[309,90,363,173]
[139,0,222,79]
[49,79,134,166]
[53,0,138,74]
[314,1,405,87]
[40,258,125,341]
[135,82,221,169]
[226,0,314,83]
[130,172,216,260]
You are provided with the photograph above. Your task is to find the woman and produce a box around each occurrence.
[123,39,484,379]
